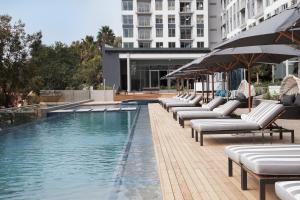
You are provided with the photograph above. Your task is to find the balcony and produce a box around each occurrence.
[137,3,151,14]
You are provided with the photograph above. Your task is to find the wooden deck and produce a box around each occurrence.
[148,103,299,200]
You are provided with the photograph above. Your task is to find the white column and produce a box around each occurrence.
[127,54,131,92]
[285,60,289,77]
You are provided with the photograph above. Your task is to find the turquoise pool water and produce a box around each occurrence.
[0,111,137,200]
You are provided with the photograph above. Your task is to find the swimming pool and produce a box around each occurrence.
[0,111,138,200]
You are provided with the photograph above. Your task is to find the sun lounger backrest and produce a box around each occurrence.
[189,95,202,104]
[180,94,190,100]
[241,102,269,122]
[202,97,224,110]
[186,94,196,101]
[241,103,285,128]
[213,100,240,116]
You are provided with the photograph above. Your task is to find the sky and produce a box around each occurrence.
[0,0,122,45]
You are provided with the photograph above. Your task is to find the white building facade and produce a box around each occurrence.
[221,0,299,40]
[122,0,221,49]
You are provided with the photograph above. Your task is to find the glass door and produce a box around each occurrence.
[150,70,159,88]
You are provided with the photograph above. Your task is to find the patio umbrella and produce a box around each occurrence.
[215,3,300,49]
[211,45,300,111]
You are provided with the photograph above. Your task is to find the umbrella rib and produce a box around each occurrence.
[277,31,300,44]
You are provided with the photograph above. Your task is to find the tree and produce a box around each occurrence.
[71,36,102,88]
[0,15,41,107]
[97,26,115,49]
[251,64,272,85]
[113,36,122,48]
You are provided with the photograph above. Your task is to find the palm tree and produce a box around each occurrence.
[97,26,115,50]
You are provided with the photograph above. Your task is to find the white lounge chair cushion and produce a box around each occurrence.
[241,154,300,175]
[241,103,284,128]
[191,119,259,132]
[171,107,209,113]
[178,111,222,119]
[202,97,224,110]
[276,181,300,200]
[188,96,202,104]
[225,145,300,163]
[212,100,240,116]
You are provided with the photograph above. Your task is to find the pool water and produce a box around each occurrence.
[0,111,137,200]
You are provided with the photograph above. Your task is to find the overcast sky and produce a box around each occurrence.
[0,0,122,45]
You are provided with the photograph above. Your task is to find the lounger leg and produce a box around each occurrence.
[241,167,247,190]
[191,128,194,138]
[228,158,233,177]
[200,132,203,146]
[279,127,283,140]
[182,120,185,128]
[195,131,198,142]
[291,130,295,143]
[179,118,182,127]
[259,180,266,200]
[173,112,176,120]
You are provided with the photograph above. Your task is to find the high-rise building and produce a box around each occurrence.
[122,0,221,49]
[221,0,299,40]
[102,0,299,92]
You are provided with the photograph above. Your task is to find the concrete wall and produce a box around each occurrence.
[40,90,115,102]
[90,90,114,101]
[103,48,121,89]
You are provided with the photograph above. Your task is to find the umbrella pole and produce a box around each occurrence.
[212,74,215,99]
[201,76,205,101]
[206,75,209,102]
[247,66,252,112]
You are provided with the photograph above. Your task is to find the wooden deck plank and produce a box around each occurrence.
[149,103,283,200]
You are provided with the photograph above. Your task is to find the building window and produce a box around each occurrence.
[122,0,133,10]
[155,0,163,10]
[180,2,191,12]
[196,0,203,10]
[180,42,192,48]
[168,42,176,48]
[138,15,151,26]
[123,42,134,48]
[156,42,163,48]
[180,28,192,39]
[168,0,175,10]
[137,1,151,13]
[197,15,204,24]
[196,15,204,37]
[156,28,163,37]
[139,42,151,48]
[138,28,151,40]
[197,27,204,37]
[197,42,204,48]
[168,15,175,24]
[168,28,175,37]
[180,15,191,26]
[123,15,133,25]
[156,15,163,24]
[123,28,133,38]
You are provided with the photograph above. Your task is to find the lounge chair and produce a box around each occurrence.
[225,145,300,200]
[177,100,240,127]
[164,95,202,112]
[240,153,300,200]
[159,93,185,105]
[191,102,294,146]
[275,181,300,200]
[171,96,224,117]
[161,93,192,108]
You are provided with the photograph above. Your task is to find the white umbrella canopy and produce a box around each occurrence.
[215,3,300,49]
[279,75,300,98]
